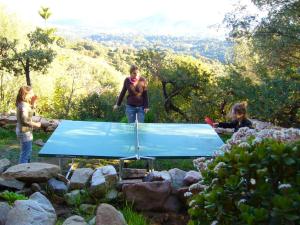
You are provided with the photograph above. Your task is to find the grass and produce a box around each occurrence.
[121,202,149,225]
[0,191,28,205]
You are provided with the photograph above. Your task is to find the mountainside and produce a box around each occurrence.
[88,33,232,63]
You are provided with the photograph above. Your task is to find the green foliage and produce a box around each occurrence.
[137,49,216,122]
[224,0,300,69]
[122,202,149,225]
[188,140,300,225]
[77,92,123,122]
[0,191,28,205]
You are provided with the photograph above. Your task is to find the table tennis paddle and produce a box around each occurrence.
[205,116,215,127]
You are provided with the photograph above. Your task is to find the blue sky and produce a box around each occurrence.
[0,0,260,37]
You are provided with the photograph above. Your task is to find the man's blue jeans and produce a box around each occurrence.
[125,105,145,123]
[19,140,32,163]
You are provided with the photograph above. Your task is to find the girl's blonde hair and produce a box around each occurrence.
[16,86,32,106]
[229,102,248,119]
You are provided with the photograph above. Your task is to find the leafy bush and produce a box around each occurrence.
[188,140,300,225]
[0,191,28,205]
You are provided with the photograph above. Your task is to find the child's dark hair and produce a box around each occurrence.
[230,102,248,119]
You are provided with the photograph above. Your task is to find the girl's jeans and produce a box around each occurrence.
[19,140,32,163]
[125,104,145,123]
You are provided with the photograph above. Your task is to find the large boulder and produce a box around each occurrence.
[0,202,11,225]
[5,192,56,225]
[62,215,88,225]
[122,181,172,211]
[122,168,147,179]
[143,171,171,182]
[0,158,11,174]
[96,203,127,225]
[69,168,94,190]
[168,168,187,189]
[0,176,25,191]
[183,170,201,186]
[90,165,117,198]
[3,163,60,182]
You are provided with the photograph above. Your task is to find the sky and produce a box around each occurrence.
[0,0,260,37]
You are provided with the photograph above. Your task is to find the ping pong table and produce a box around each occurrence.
[39,119,224,178]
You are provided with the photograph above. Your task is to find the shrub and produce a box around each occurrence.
[188,140,300,225]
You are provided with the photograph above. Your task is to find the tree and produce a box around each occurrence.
[0,7,56,86]
[224,0,300,69]
[137,49,214,121]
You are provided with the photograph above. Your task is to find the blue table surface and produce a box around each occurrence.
[39,120,224,158]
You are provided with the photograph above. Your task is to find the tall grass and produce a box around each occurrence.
[121,203,149,225]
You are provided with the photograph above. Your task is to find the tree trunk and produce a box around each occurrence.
[161,81,189,121]
[25,58,31,86]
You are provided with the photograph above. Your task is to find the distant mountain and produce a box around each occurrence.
[87,33,233,63]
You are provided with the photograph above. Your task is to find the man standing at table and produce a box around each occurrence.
[113,65,149,122]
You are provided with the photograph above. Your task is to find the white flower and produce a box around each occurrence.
[220,143,232,152]
[214,162,226,173]
[250,178,256,185]
[211,220,218,225]
[252,137,262,145]
[237,199,247,206]
[211,178,219,184]
[238,142,250,148]
[184,192,193,197]
[278,183,292,190]
[189,200,196,207]
[189,183,208,191]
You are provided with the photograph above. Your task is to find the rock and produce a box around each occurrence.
[143,171,171,182]
[90,165,117,197]
[48,178,68,196]
[5,192,56,225]
[183,170,201,186]
[62,215,88,225]
[122,181,172,211]
[163,195,182,212]
[69,168,94,190]
[0,202,11,225]
[34,139,45,147]
[96,203,127,225]
[79,204,96,215]
[105,189,118,201]
[0,158,11,173]
[64,190,91,206]
[0,176,25,190]
[116,179,143,191]
[214,127,234,134]
[88,216,96,225]
[40,118,50,129]
[7,116,17,124]
[168,168,187,189]
[122,168,147,179]
[16,188,33,196]
[31,183,42,192]
[177,187,190,203]
[64,190,81,206]
[251,119,274,130]
[56,173,69,184]
[3,163,60,182]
